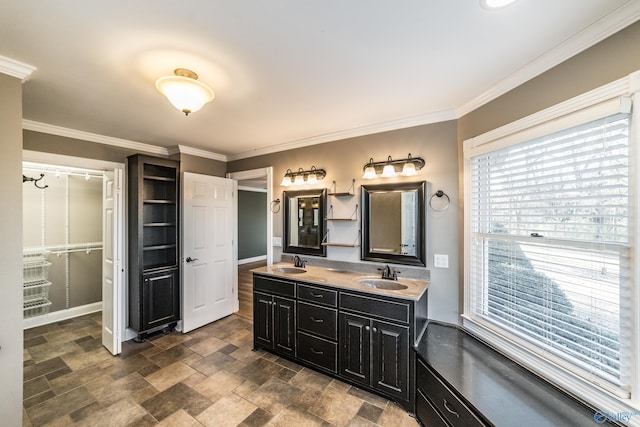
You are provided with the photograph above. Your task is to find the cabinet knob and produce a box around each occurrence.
[365,326,370,331]
[372,327,378,333]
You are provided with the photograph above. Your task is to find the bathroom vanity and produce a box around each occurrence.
[252,263,429,412]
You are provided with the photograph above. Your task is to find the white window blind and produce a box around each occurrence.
[468,112,632,393]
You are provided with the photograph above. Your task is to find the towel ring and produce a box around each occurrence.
[270,199,281,213]
[429,190,450,212]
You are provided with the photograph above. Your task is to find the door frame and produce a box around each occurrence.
[227,167,274,266]
[22,150,126,348]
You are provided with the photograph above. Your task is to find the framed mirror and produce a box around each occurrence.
[283,188,327,257]
[361,181,426,266]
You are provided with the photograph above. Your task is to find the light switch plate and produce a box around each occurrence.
[434,254,449,268]
[273,237,282,247]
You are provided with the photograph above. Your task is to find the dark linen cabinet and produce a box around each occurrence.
[128,154,180,338]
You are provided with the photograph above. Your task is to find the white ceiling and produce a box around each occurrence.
[2,1,639,160]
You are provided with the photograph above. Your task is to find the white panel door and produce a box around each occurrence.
[102,168,123,355]
[182,172,237,333]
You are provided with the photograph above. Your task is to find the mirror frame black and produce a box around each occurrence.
[361,181,426,266]
[283,188,327,257]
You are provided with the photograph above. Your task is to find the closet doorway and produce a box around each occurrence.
[22,151,125,355]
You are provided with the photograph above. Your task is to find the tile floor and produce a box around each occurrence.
[23,312,419,427]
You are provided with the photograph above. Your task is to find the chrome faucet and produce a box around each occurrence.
[379,265,399,280]
[293,255,307,268]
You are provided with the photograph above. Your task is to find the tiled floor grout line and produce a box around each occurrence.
[23,312,418,427]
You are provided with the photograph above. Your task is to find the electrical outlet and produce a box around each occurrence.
[434,254,449,268]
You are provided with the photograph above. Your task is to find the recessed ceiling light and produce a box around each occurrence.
[480,0,518,10]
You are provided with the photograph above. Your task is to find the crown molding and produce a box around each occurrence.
[456,0,640,118]
[0,55,36,81]
[227,109,457,161]
[170,145,227,162]
[22,120,168,156]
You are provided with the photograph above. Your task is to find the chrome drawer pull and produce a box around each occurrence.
[310,347,324,355]
[310,316,324,323]
[443,399,459,418]
[309,292,324,298]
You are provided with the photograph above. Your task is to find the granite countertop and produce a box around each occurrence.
[415,322,601,427]
[252,262,429,301]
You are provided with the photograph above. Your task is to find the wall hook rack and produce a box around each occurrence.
[23,173,48,189]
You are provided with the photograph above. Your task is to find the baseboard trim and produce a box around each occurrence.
[23,302,102,330]
[238,255,267,265]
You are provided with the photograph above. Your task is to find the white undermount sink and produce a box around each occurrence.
[274,267,307,274]
[358,278,408,290]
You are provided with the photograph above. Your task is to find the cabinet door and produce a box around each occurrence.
[254,292,273,349]
[371,319,409,401]
[339,312,370,386]
[273,296,296,357]
[142,269,179,330]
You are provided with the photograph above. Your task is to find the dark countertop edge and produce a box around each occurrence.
[414,320,625,427]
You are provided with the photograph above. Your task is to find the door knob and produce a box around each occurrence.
[186,257,199,263]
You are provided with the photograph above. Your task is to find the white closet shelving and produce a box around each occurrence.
[23,250,52,318]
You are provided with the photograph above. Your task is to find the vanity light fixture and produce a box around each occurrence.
[362,154,425,179]
[280,166,326,186]
[155,68,214,116]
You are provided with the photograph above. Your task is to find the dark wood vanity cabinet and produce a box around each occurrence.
[296,284,338,373]
[252,273,426,412]
[128,154,180,336]
[339,293,411,402]
[253,275,296,358]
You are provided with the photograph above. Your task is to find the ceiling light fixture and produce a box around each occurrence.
[155,68,214,116]
[480,0,518,10]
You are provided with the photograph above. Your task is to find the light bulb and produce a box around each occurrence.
[401,162,417,176]
[281,175,292,186]
[362,166,377,179]
[381,164,396,178]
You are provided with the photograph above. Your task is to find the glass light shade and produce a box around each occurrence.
[156,75,214,115]
[480,0,517,9]
[294,174,304,185]
[307,173,318,184]
[401,162,417,176]
[381,164,397,178]
[362,166,377,179]
[281,175,292,186]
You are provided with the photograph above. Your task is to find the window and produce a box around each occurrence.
[464,72,639,411]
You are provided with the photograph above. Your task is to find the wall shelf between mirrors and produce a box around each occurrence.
[321,228,361,247]
[325,204,358,222]
[327,179,355,197]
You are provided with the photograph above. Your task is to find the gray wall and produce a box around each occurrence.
[229,120,461,324]
[238,190,268,260]
[0,73,24,425]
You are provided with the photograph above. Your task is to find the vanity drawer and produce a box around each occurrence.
[297,284,337,307]
[254,275,295,298]
[297,302,337,340]
[340,292,409,324]
[297,331,337,373]
[417,359,484,427]
[416,388,449,427]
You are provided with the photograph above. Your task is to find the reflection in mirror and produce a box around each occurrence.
[283,189,327,257]
[362,182,426,266]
